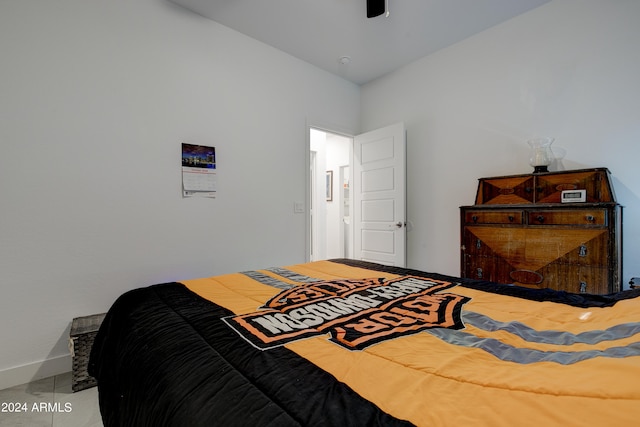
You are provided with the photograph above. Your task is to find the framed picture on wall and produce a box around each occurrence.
[326,171,333,201]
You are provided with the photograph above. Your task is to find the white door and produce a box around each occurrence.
[353,122,406,267]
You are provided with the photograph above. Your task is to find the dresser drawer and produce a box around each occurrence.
[475,176,535,204]
[537,264,610,294]
[527,209,607,226]
[535,169,614,203]
[461,254,515,284]
[464,226,608,268]
[464,211,523,225]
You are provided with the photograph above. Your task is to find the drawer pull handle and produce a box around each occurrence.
[586,215,595,222]
[508,215,514,222]
[472,215,478,223]
[536,215,545,223]
[476,268,483,279]
[579,245,587,257]
[476,239,482,249]
[580,282,587,293]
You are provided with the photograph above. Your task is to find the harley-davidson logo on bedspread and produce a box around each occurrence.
[223,276,469,350]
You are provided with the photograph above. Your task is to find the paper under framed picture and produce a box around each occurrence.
[326,170,333,201]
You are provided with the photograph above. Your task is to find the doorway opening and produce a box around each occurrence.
[309,128,353,261]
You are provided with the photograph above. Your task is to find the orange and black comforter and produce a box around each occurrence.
[89,259,640,426]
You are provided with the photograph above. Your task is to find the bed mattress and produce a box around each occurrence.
[89,259,640,426]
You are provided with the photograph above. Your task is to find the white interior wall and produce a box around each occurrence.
[0,0,360,389]
[361,0,640,285]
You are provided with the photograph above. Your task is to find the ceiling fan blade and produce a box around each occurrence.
[366,0,386,18]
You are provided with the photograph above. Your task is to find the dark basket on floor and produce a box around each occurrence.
[70,313,106,392]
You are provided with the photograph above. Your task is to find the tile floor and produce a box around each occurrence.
[0,372,102,427]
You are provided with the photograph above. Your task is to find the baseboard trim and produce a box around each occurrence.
[0,354,71,390]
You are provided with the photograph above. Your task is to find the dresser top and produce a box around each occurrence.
[477,167,611,181]
[471,168,616,205]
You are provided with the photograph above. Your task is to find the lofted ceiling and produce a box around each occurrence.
[168,0,551,85]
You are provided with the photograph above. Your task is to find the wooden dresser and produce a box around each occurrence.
[460,168,622,294]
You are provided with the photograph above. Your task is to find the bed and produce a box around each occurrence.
[89,259,640,426]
